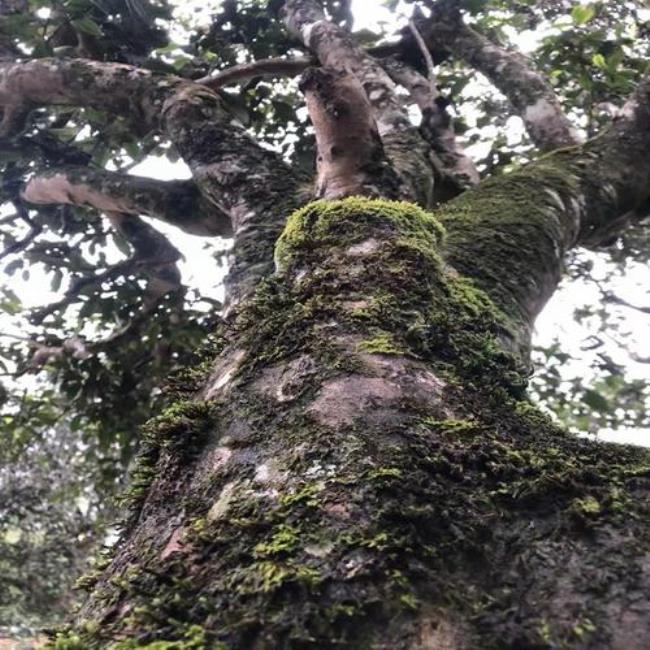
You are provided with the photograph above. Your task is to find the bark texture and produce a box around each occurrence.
[57,195,650,650]
[0,58,304,303]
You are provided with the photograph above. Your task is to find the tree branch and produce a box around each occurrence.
[0,204,43,260]
[438,73,650,357]
[0,57,305,304]
[299,67,401,200]
[197,56,314,89]
[22,168,230,237]
[106,211,182,308]
[282,0,436,206]
[420,0,580,151]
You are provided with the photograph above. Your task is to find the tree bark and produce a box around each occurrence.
[60,189,650,649]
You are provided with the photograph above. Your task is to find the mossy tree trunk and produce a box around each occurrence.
[59,192,650,650]
[7,5,650,649]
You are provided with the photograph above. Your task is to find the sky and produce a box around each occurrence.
[1,0,649,447]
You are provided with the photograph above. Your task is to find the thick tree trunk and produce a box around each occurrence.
[57,193,650,650]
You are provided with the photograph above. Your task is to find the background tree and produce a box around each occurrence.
[1,0,650,647]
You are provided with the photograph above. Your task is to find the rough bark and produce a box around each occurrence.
[57,195,650,650]
[9,12,650,650]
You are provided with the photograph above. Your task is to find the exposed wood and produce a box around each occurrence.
[300,67,400,199]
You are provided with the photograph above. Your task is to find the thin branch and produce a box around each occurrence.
[195,39,447,91]
[22,167,231,237]
[197,56,314,89]
[605,294,650,315]
[0,332,33,341]
[29,261,130,326]
[408,19,436,82]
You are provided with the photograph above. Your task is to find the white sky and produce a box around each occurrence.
[1,0,648,447]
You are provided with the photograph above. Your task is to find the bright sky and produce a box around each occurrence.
[1,0,648,447]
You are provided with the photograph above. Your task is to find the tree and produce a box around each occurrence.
[1,0,650,647]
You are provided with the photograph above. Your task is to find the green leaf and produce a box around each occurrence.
[0,289,22,315]
[592,53,606,69]
[581,389,611,413]
[51,270,63,293]
[171,55,193,71]
[71,16,104,38]
[4,259,23,276]
[113,233,132,257]
[571,4,596,25]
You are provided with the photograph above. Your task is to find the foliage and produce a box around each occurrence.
[0,417,118,635]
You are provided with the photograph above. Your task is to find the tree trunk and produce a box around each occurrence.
[57,194,650,650]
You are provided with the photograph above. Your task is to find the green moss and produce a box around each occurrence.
[570,495,602,518]
[435,154,586,348]
[422,418,478,437]
[108,624,211,649]
[117,400,215,527]
[254,525,301,557]
[358,331,406,355]
[274,197,444,269]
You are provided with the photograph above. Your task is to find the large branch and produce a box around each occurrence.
[22,168,230,237]
[299,67,401,199]
[421,0,580,151]
[282,0,436,206]
[438,74,650,356]
[0,58,305,304]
